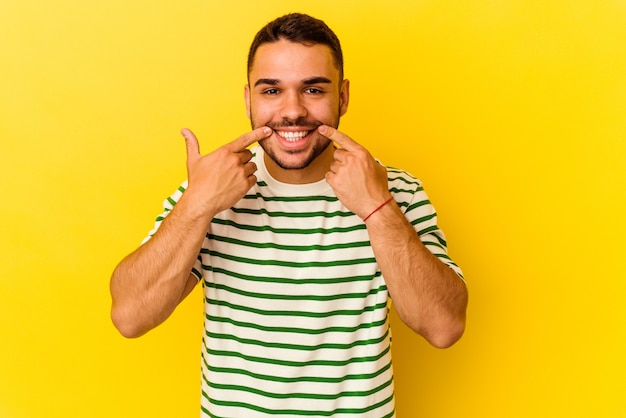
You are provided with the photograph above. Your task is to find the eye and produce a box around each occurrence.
[304,87,324,94]
[263,88,280,95]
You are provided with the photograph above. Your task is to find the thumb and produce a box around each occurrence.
[181,128,201,165]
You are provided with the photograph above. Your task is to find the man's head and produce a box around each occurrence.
[245,13,349,183]
[247,13,344,82]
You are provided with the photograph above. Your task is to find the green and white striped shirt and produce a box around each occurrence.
[146,145,462,417]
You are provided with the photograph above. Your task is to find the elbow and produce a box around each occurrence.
[404,313,466,349]
[427,285,468,349]
[110,271,153,339]
[399,308,467,349]
[111,304,148,339]
[412,303,467,349]
[426,318,466,349]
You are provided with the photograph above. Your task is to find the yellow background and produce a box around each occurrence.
[1,0,625,417]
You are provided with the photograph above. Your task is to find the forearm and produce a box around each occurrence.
[110,192,212,337]
[319,125,467,346]
[365,201,468,348]
[110,127,269,337]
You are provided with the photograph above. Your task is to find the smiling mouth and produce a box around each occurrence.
[275,130,310,142]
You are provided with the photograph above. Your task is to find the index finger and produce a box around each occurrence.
[318,125,360,151]
[226,126,273,152]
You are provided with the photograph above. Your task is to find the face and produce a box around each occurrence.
[245,39,349,182]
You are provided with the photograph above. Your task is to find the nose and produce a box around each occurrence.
[279,91,307,121]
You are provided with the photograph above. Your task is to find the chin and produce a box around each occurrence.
[260,137,332,171]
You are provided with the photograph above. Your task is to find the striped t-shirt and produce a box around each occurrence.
[146,145,463,417]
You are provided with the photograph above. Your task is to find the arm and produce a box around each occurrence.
[110,192,210,338]
[110,127,272,338]
[362,199,467,348]
[321,125,468,348]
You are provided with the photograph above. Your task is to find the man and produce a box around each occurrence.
[111,13,468,417]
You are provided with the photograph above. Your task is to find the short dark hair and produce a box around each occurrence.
[247,13,344,79]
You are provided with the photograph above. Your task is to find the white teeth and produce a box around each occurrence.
[277,131,309,142]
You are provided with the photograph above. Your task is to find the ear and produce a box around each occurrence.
[339,79,350,117]
[244,84,251,119]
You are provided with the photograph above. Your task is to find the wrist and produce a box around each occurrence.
[176,188,218,224]
[362,195,395,222]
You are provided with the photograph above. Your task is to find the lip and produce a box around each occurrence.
[272,128,316,149]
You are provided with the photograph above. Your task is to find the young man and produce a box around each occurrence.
[111,13,468,417]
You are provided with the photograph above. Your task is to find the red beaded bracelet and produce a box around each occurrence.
[362,196,394,222]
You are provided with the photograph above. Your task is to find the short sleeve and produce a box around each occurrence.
[141,181,203,282]
[387,168,464,281]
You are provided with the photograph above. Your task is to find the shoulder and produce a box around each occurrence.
[383,165,425,200]
[385,165,422,189]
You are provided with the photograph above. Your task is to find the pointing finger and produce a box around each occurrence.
[226,126,273,152]
[318,125,360,151]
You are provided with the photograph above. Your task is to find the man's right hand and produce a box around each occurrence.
[181,127,272,216]
[110,126,272,338]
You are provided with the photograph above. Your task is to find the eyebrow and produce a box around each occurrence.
[253,76,333,87]
[254,78,280,87]
[303,76,332,85]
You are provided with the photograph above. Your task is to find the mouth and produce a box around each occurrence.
[275,130,311,143]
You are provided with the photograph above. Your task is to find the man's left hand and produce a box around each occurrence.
[319,125,392,220]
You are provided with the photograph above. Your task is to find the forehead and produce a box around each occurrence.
[249,39,340,83]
